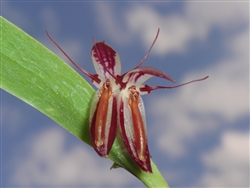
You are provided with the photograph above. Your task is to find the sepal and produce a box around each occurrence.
[89,79,118,156]
[118,86,152,173]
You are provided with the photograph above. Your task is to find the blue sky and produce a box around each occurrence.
[1,1,249,187]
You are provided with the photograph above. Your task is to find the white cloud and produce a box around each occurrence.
[144,2,249,159]
[149,28,248,158]
[125,5,192,54]
[96,2,248,55]
[124,2,249,55]
[94,3,132,45]
[10,127,136,187]
[186,2,249,39]
[197,131,249,187]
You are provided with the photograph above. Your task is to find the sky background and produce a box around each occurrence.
[1,1,249,187]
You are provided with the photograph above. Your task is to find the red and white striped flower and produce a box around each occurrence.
[47,29,208,173]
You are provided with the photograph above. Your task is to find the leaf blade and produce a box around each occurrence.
[1,16,94,144]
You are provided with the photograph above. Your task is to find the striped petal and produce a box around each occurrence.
[118,85,152,173]
[89,79,118,156]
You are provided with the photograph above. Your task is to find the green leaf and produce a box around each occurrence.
[0,16,169,187]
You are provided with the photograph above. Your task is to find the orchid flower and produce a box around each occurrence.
[46,30,208,174]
